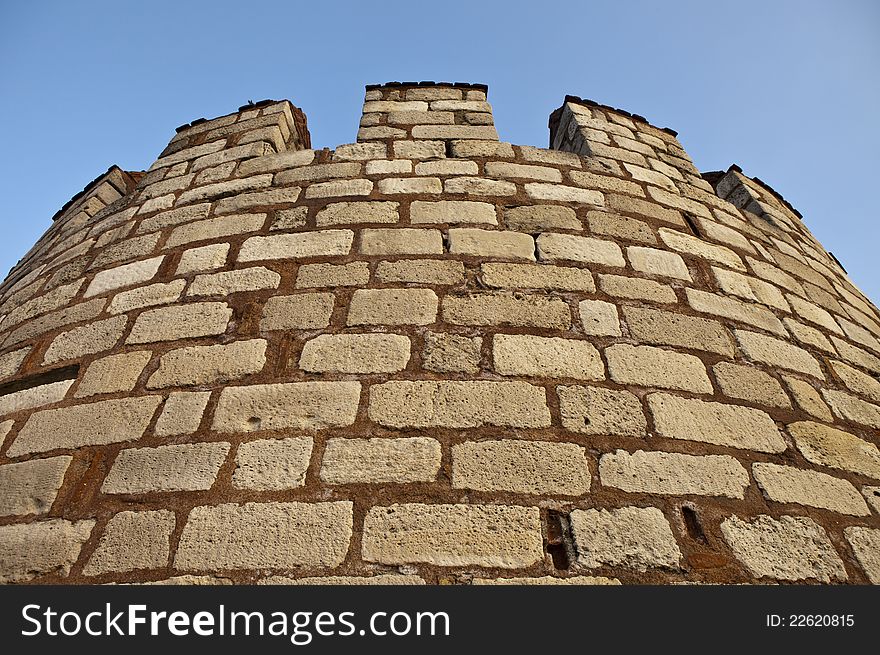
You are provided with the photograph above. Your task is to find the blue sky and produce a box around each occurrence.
[1,0,878,302]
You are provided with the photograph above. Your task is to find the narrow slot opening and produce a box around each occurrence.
[681,505,708,544]
[0,364,79,398]
[546,510,573,570]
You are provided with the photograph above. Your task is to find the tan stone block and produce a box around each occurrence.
[176,243,229,275]
[443,292,571,329]
[6,396,161,456]
[175,501,353,570]
[411,125,499,140]
[362,503,543,568]
[147,339,267,388]
[659,228,744,271]
[713,268,788,311]
[363,100,429,112]
[261,293,334,330]
[825,388,880,429]
[735,330,824,379]
[578,299,621,336]
[4,298,107,349]
[321,437,440,484]
[359,228,443,255]
[606,344,712,393]
[600,449,749,498]
[233,437,314,490]
[422,332,481,373]
[648,393,786,453]
[444,177,515,196]
[187,267,280,296]
[296,262,370,288]
[238,230,354,261]
[315,201,399,226]
[606,194,684,226]
[626,246,690,281]
[537,233,624,266]
[85,256,164,297]
[448,228,535,260]
[102,442,230,494]
[127,302,231,344]
[275,163,361,184]
[108,280,186,314]
[588,211,656,245]
[410,200,497,225]
[378,177,442,195]
[721,515,846,582]
[137,204,211,234]
[830,360,880,404]
[0,519,95,582]
[3,280,84,327]
[570,506,681,571]
[845,527,880,583]
[782,376,833,421]
[393,140,445,159]
[347,288,438,326]
[784,318,836,354]
[75,351,152,397]
[213,187,301,215]
[271,207,309,231]
[414,160,478,176]
[525,183,603,205]
[376,260,465,285]
[212,382,361,433]
[0,455,72,517]
[598,274,677,304]
[83,510,175,575]
[481,263,594,292]
[789,420,880,479]
[753,462,869,515]
[166,213,266,248]
[569,170,645,196]
[787,294,843,335]
[44,315,128,364]
[486,162,562,182]
[493,334,603,380]
[622,306,734,356]
[261,574,425,585]
[300,334,411,373]
[332,142,387,161]
[0,379,74,417]
[237,149,316,176]
[686,289,786,335]
[518,146,581,167]
[713,362,790,408]
[504,205,580,232]
[0,347,30,380]
[91,233,161,268]
[453,439,590,495]
[558,385,646,436]
[861,486,880,514]
[154,391,211,436]
[368,380,550,428]
[365,159,412,175]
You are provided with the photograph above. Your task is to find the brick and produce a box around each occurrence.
[363,100,429,112]
[393,140,445,159]
[659,228,745,271]
[0,347,30,380]
[212,382,361,433]
[305,179,373,198]
[147,339,267,388]
[569,170,645,196]
[108,280,186,314]
[238,230,353,262]
[176,243,229,275]
[362,504,542,568]
[606,194,684,226]
[213,187,301,215]
[85,256,163,297]
[845,527,880,583]
[686,289,786,335]
[493,334,603,380]
[588,211,656,245]
[423,332,481,373]
[300,334,411,374]
[504,205,580,232]
[720,515,846,582]
[0,379,74,417]
[782,376,833,421]
[7,395,161,457]
[368,380,550,428]
[648,393,786,453]
[570,507,681,571]
[261,293,334,330]
[271,207,308,230]
[187,266,280,296]
[578,299,621,336]
[233,437,314,490]
[127,302,231,344]
[237,149,315,176]
[321,437,440,484]
[414,160,478,175]
[830,360,880,404]
[412,125,499,140]
[784,318,835,353]
[376,260,464,285]
[360,228,443,255]
[43,315,128,364]
[155,391,211,436]
[347,288,438,326]
[789,421,880,479]
[274,163,360,184]
[137,204,211,234]
[537,233,624,266]
[0,519,94,583]
[558,386,646,436]
[389,111,455,126]
[102,442,230,494]
[91,233,161,268]
[821,389,880,430]
[481,263,594,292]
[753,463,869,515]
[410,200,497,225]
[175,501,353,570]
[0,455,72,517]
[453,439,590,495]
[83,510,175,575]
[626,246,690,280]
[519,146,581,167]
[599,449,749,498]
[315,201,399,226]
[735,330,824,379]
[622,306,733,356]
[333,142,387,161]
[444,177,515,196]
[296,262,369,288]
[166,213,266,248]
[75,351,152,397]
[3,280,83,327]
[713,362,789,407]
[713,268,788,311]
[443,292,571,329]
[606,344,712,393]
[378,177,442,195]
[4,299,107,349]
[448,228,535,260]
[526,183,603,205]
[365,159,412,175]
[599,274,677,304]
[486,162,561,182]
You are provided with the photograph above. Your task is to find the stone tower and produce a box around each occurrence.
[0,82,878,585]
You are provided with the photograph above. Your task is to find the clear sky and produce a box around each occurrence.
[1,0,878,302]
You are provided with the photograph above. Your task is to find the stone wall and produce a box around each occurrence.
[0,82,878,585]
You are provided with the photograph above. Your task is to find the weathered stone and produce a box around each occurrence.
[606,344,712,393]
[137,204,211,234]
[102,442,230,494]
[453,439,590,496]
[315,201,399,226]
[393,140,445,159]
[213,187,301,215]
[570,506,681,571]
[376,259,464,285]
[558,386,646,436]
[75,351,152,397]
[713,362,790,407]
[659,228,744,270]
[369,380,550,428]
[127,302,231,344]
[85,256,163,297]
[588,211,656,245]
[154,391,211,436]
[305,179,374,198]
[347,288,438,326]
[296,262,370,288]
[414,160,478,176]
[362,504,543,568]
[537,233,624,267]
[450,140,514,158]
[0,455,72,517]
[3,280,84,327]
[525,183,603,205]
[481,262,594,292]
[735,330,824,379]
[412,125,499,140]
[0,379,74,416]
[578,299,621,336]
[83,510,175,575]
[239,230,353,261]
[233,437,314,491]
[822,389,880,430]
[175,501,353,570]
[444,177,515,196]
[0,347,30,380]
[0,519,95,583]
[789,421,880,479]
[333,142,387,161]
[261,574,425,585]
[147,339,267,388]
[237,149,316,176]
[486,162,561,182]
[753,463,869,515]
[713,268,788,311]
[176,243,229,275]
[300,334,411,373]
[321,437,441,484]
[448,228,535,260]
[648,393,786,453]
[166,213,266,248]
[410,200,497,225]
[443,292,571,329]
[686,289,786,335]
[108,280,186,314]
[360,228,443,255]
[504,205,580,232]
[720,515,846,582]
[365,159,412,175]
[4,299,107,349]
[782,376,833,421]
[622,306,734,356]
[493,334,603,380]
[845,527,880,583]
[43,315,127,364]
[862,486,880,514]
[275,163,360,184]
[91,233,161,268]
[626,246,691,281]
[187,267,280,296]
[423,332,481,373]
[599,274,677,304]
[830,360,880,403]
[271,207,308,231]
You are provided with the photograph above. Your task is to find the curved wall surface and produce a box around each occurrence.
[0,82,878,585]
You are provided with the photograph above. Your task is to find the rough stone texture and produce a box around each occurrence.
[423,332,481,373]
[622,306,734,356]
[788,421,880,479]
[147,339,267,388]
[108,280,186,314]
[686,288,785,336]
[845,527,880,583]
[504,205,580,232]
[862,486,880,514]
[260,574,425,585]
[558,385,646,436]
[7,396,162,457]
[348,288,438,325]
[102,442,231,494]
[75,351,152,397]
[821,389,880,430]
[452,439,590,495]
[578,299,621,336]
[493,334,604,380]
[187,267,281,296]
[443,292,571,329]
[599,449,749,498]
[537,233,625,267]
[175,501,353,570]
[0,519,95,583]
[44,315,128,363]
[783,376,833,421]
[362,504,543,568]
[0,379,74,416]
[720,515,847,582]
[315,201,399,226]
[570,507,681,571]
[239,230,353,261]
[376,260,464,285]
[481,263,594,292]
[300,333,411,373]
[599,274,677,304]
[648,393,786,453]
[752,462,869,515]
[83,510,175,575]
[411,200,496,225]
[448,228,535,261]
[261,293,334,330]
[320,437,441,484]
[735,330,824,379]
[166,213,267,248]
[606,344,712,393]
[713,362,790,407]
[360,228,443,255]
[472,576,620,585]
[369,380,550,428]
[626,246,691,280]
[154,391,211,436]
[85,256,164,297]
[233,437,314,490]
[176,243,230,275]
[297,262,370,288]
[127,302,231,344]
[0,455,72,517]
